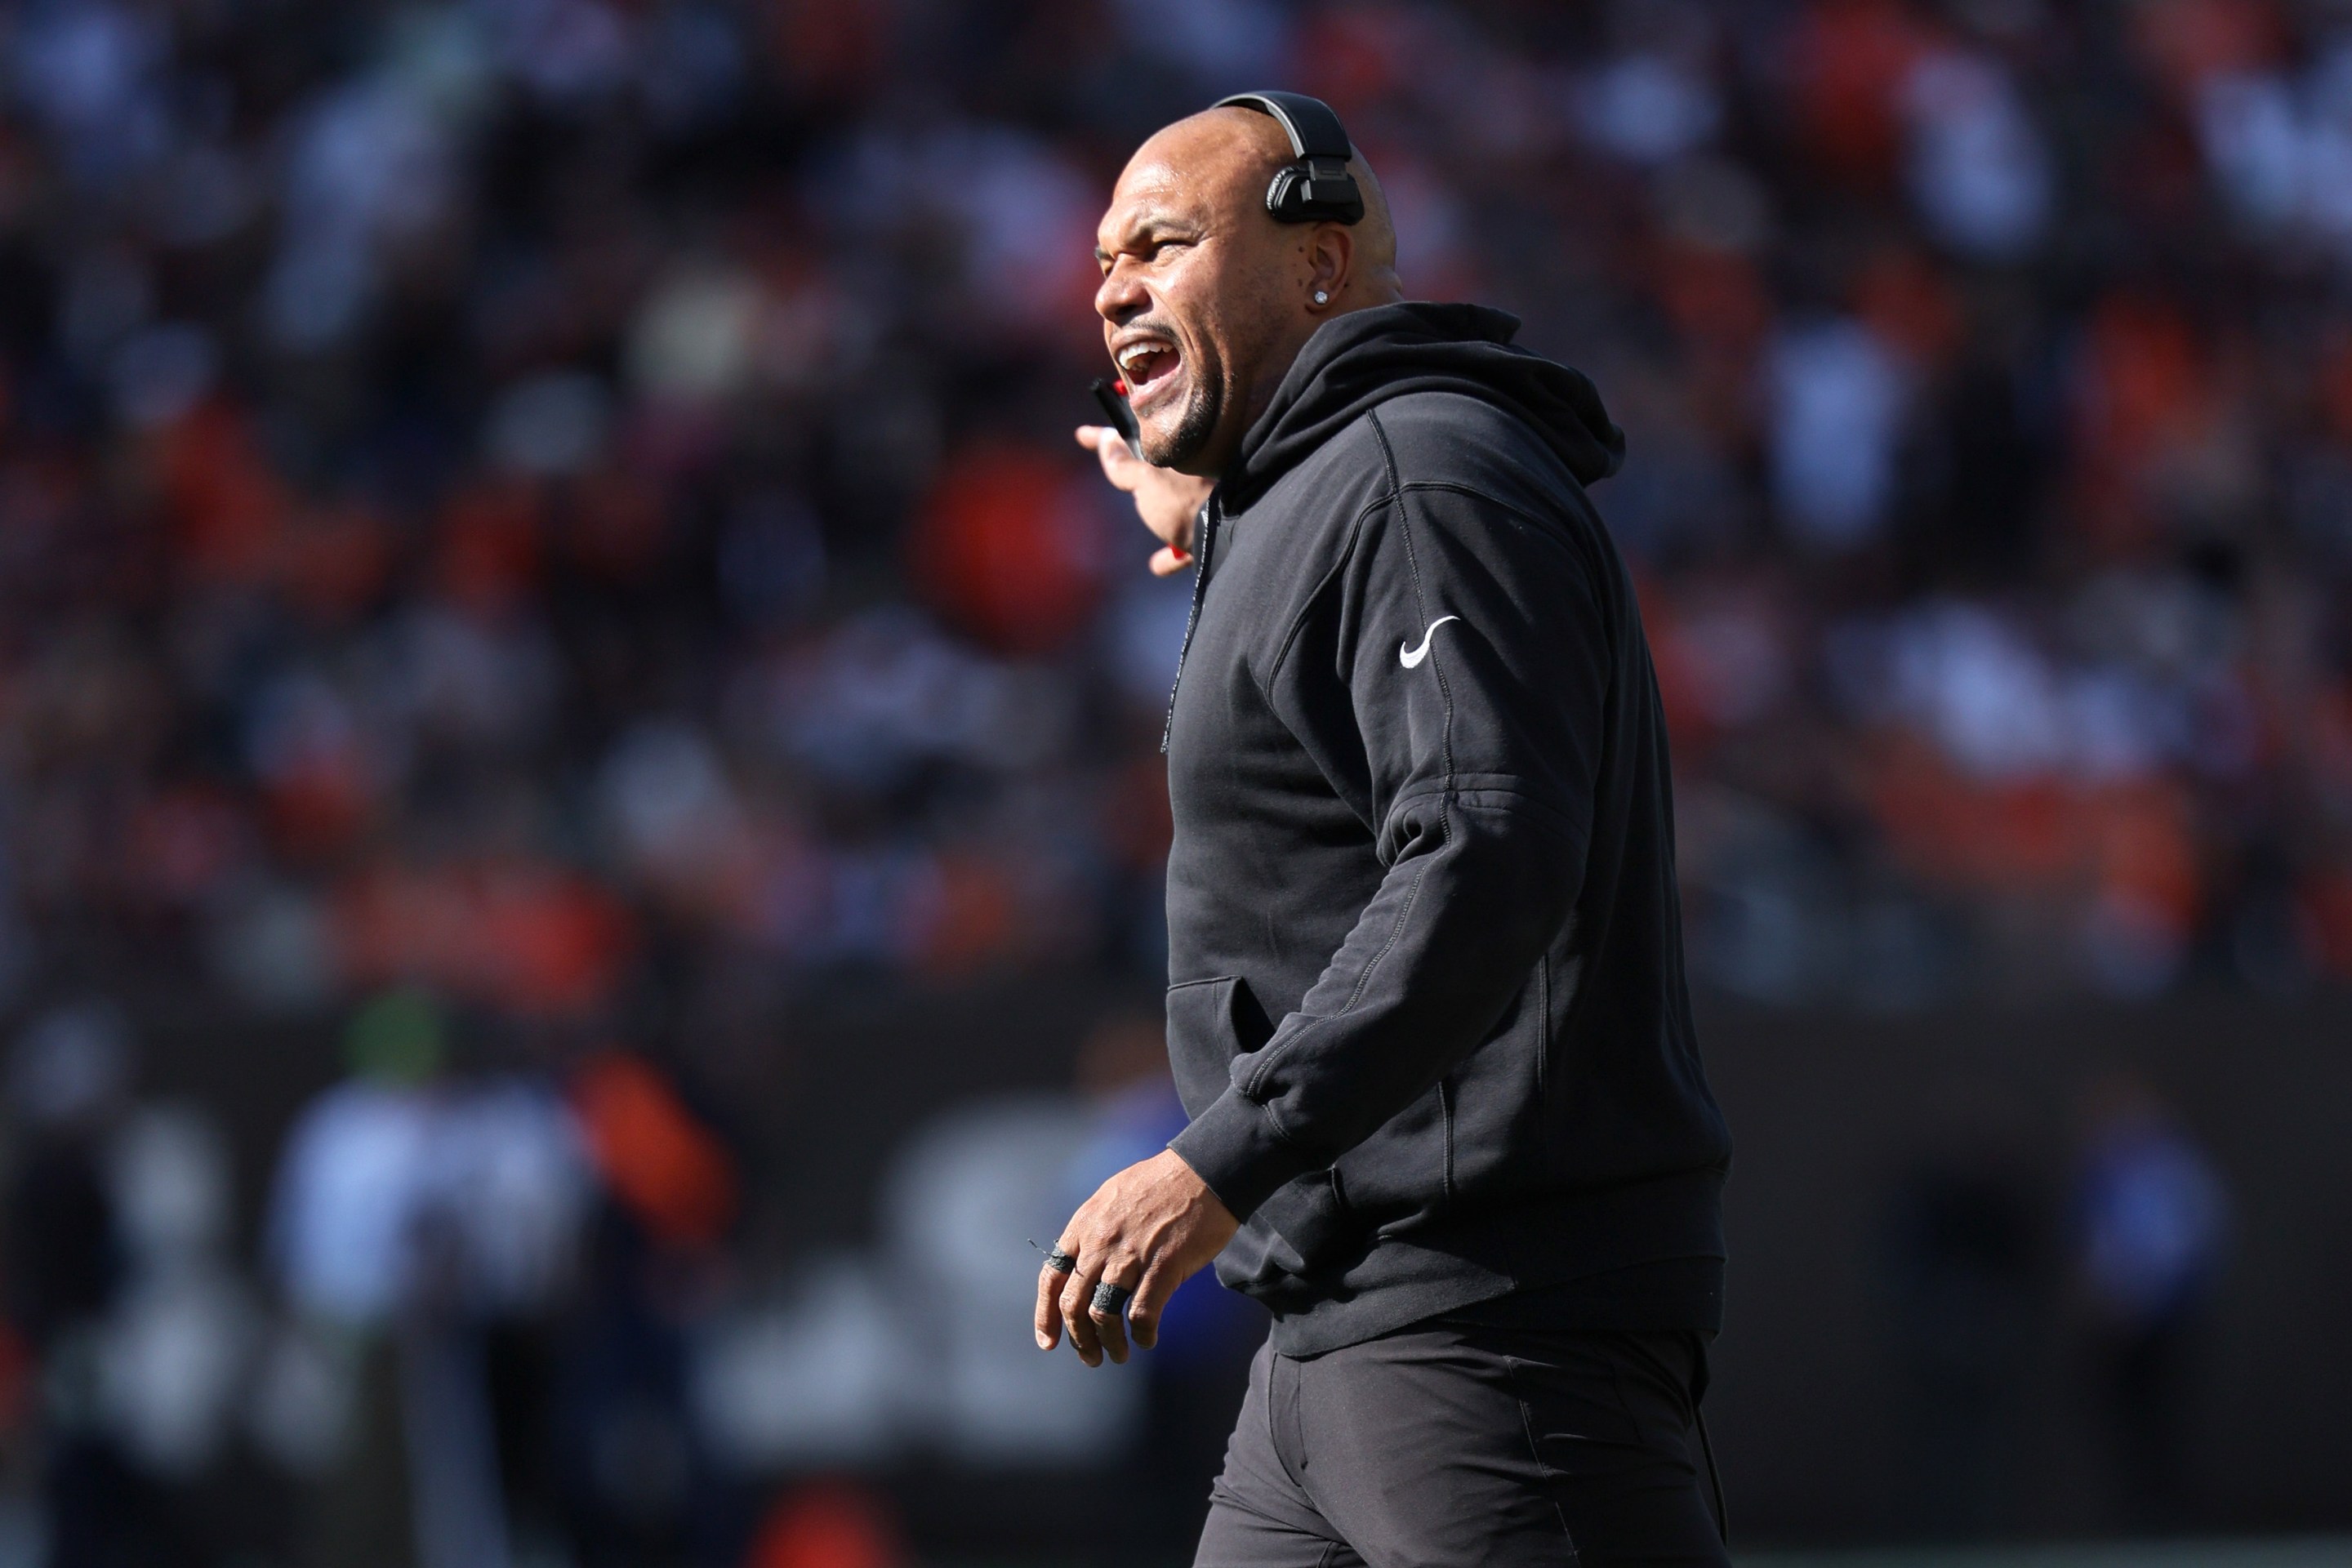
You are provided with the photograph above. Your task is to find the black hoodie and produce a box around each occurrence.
[1160,302,1731,1356]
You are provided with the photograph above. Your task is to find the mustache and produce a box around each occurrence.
[1115,318,1180,348]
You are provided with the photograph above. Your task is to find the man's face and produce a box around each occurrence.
[1094,121,1294,475]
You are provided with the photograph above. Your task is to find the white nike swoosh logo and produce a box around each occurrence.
[1399,616,1460,669]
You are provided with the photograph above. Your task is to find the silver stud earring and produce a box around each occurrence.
[1312,289,1330,305]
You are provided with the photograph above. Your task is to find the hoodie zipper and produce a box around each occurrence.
[1160,495,1221,756]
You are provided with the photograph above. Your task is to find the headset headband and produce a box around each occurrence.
[1214,91,1365,225]
[1216,91,1352,163]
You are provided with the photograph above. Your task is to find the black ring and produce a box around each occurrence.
[1043,1247,1076,1276]
[1091,1280,1133,1316]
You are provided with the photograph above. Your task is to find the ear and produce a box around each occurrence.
[1304,224,1355,311]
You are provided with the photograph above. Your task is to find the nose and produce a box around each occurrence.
[1095,259,1147,326]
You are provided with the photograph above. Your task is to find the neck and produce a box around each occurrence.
[1199,300,1374,477]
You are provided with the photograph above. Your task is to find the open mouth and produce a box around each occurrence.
[1114,338,1183,411]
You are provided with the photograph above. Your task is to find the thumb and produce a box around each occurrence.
[1084,429,1143,491]
[1094,427,1138,470]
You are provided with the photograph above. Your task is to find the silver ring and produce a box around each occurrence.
[1043,1247,1076,1275]
[1090,1280,1133,1316]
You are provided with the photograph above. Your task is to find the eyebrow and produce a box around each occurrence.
[1095,207,1200,265]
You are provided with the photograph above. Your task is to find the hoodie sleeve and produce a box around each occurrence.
[1169,454,1614,1221]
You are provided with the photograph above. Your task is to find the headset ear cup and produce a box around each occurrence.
[1260,163,1363,224]
[1218,91,1365,225]
[1264,167,1298,220]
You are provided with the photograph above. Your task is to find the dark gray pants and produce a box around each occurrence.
[1196,1323,1729,1568]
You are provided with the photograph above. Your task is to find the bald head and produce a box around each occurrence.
[1134,106,1401,290]
[1093,105,1403,475]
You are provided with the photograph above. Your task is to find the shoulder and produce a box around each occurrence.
[1366,391,1591,518]
[1352,397,1626,622]
[1250,393,1589,535]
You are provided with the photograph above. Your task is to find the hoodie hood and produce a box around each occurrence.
[1220,301,1624,510]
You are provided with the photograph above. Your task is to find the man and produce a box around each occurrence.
[1038,94,1735,1567]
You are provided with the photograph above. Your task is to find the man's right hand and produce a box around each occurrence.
[1077,425,1217,576]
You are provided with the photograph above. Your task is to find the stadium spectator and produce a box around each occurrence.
[2072,1072,2230,1530]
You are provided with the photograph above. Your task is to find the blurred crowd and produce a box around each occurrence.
[0,991,1262,1565]
[0,0,2342,1559]
[4,0,2352,1024]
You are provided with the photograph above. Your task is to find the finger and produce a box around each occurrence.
[1125,1258,1178,1351]
[1035,1259,1067,1350]
[1061,1261,1105,1367]
[1089,1261,1138,1365]
[1075,424,1102,450]
[1035,1233,1080,1349]
[1150,546,1191,576]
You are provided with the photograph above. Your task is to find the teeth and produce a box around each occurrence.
[1118,343,1166,375]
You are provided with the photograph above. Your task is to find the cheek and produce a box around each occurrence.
[1196,295,1285,396]
[1182,301,1240,390]
[1182,329,1222,396]
[1161,265,1231,370]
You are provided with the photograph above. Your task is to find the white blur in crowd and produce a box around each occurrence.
[694,1090,1146,1475]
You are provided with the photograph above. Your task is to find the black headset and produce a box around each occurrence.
[1214,91,1365,225]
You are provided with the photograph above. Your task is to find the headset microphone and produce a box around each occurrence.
[1214,91,1365,225]
[1090,377,1140,447]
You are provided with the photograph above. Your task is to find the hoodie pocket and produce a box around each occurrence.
[1165,976,1361,1272]
[1164,976,1273,1120]
[1252,1166,1360,1271]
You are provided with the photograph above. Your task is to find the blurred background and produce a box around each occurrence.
[0,0,2348,1563]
